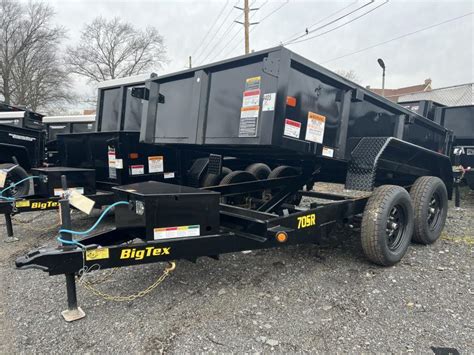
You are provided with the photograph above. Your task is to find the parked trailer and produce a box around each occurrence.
[435,105,474,189]
[43,114,96,165]
[0,74,176,241]
[0,102,46,197]
[16,47,453,321]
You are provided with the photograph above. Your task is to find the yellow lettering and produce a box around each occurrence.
[297,214,316,229]
[120,249,131,259]
[135,250,145,260]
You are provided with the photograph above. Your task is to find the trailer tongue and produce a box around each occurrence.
[15,47,452,321]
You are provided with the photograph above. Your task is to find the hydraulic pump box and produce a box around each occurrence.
[31,167,96,197]
[113,181,220,241]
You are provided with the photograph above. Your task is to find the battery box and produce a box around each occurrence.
[113,181,220,241]
[31,167,96,197]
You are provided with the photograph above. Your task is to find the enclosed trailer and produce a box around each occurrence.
[15,48,453,321]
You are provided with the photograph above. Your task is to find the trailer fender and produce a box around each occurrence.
[0,143,31,170]
[345,137,453,198]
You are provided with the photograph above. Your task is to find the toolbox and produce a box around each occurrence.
[113,181,220,241]
[31,167,96,197]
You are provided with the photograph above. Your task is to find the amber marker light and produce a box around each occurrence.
[276,231,288,243]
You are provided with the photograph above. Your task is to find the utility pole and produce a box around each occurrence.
[188,56,192,69]
[235,0,259,54]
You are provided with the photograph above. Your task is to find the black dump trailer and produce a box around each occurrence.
[435,105,474,188]
[0,102,46,197]
[43,114,96,165]
[15,47,454,321]
[57,74,180,190]
[400,100,474,190]
[400,100,445,121]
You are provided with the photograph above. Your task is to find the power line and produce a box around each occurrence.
[282,0,375,45]
[194,0,239,63]
[321,12,474,64]
[285,0,388,46]
[221,0,288,60]
[281,0,358,44]
[191,0,230,60]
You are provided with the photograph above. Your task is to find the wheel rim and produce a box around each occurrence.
[427,192,443,231]
[386,204,406,251]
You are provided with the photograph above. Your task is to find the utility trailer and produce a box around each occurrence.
[0,102,46,197]
[43,114,96,165]
[401,100,474,196]
[15,47,453,321]
[435,105,474,190]
[0,74,181,241]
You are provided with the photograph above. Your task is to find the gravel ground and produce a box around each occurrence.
[0,188,473,353]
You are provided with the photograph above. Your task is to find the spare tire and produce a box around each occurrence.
[0,163,30,198]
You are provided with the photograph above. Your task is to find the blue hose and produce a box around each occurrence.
[0,175,40,201]
[57,201,130,247]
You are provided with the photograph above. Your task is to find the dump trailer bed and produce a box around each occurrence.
[140,47,449,160]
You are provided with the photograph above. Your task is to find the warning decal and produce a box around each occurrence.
[245,76,261,91]
[322,147,334,158]
[107,146,116,167]
[283,118,301,139]
[305,112,326,143]
[148,156,164,173]
[239,106,259,137]
[130,165,144,175]
[242,89,260,107]
[154,225,200,240]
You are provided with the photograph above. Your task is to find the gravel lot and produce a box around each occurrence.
[0,188,472,353]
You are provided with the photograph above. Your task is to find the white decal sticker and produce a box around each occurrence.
[283,119,301,139]
[115,159,123,169]
[107,146,116,167]
[148,156,164,173]
[466,148,474,155]
[164,172,175,179]
[322,147,334,158]
[53,187,84,197]
[130,165,144,175]
[242,89,260,107]
[154,225,200,240]
[262,93,276,111]
[305,112,326,144]
[239,106,259,137]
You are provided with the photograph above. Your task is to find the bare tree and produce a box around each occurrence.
[66,17,166,82]
[0,0,71,110]
[336,69,360,83]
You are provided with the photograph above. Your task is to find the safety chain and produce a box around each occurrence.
[78,261,176,302]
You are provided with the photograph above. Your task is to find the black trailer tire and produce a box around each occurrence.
[220,170,257,205]
[202,167,232,187]
[361,185,414,266]
[268,165,302,205]
[0,163,30,198]
[245,163,271,180]
[409,176,448,245]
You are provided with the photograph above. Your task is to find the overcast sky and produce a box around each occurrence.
[42,0,473,100]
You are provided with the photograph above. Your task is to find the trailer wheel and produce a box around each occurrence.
[361,185,414,266]
[268,165,302,205]
[245,163,271,180]
[220,170,257,205]
[0,163,30,198]
[409,176,448,245]
[202,167,232,187]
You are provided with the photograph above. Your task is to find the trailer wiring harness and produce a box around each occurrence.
[57,200,130,247]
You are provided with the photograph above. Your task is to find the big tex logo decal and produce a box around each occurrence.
[120,246,171,260]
